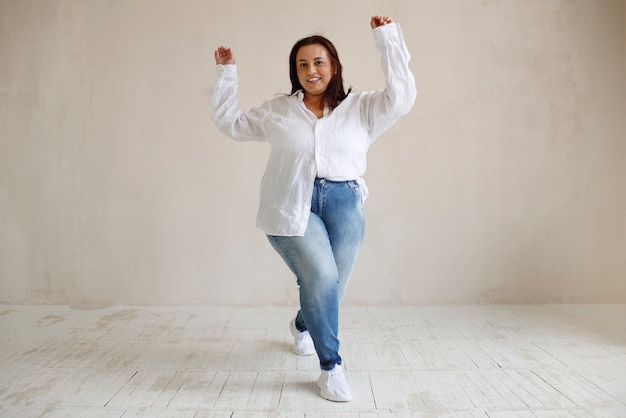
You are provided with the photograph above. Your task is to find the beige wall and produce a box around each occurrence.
[0,0,624,305]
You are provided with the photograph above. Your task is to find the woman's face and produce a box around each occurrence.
[295,44,334,99]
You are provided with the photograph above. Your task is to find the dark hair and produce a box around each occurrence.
[289,35,351,112]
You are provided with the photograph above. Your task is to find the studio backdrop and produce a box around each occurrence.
[1,0,624,305]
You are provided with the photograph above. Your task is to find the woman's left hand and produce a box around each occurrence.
[370,15,393,29]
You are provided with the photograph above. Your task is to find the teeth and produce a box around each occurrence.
[308,78,320,82]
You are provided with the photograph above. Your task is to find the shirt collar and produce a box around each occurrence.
[293,90,330,117]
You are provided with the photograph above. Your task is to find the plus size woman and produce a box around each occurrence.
[211,16,416,402]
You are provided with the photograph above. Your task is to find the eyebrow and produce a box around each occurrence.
[298,57,325,62]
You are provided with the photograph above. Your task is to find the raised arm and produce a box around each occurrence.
[364,16,417,141]
[210,46,269,142]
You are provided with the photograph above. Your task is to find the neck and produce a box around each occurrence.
[304,94,324,110]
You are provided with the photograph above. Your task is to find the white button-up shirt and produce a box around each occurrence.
[211,23,416,236]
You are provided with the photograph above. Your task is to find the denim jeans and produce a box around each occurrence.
[267,178,365,371]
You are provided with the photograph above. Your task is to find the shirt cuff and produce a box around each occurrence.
[216,64,237,77]
[372,22,402,43]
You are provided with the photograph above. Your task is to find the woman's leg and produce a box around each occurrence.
[320,181,365,302]
[267,212,342,371]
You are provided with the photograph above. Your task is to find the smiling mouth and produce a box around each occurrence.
[307,77,321,83]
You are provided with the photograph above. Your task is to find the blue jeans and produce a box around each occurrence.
[267,178,365,371]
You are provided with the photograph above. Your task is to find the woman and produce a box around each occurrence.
[211,16,416,402]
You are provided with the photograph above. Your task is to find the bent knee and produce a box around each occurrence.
[298,264,339,290]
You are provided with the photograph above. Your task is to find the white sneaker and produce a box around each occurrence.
[289,319,315,356]
[317,364,352,402]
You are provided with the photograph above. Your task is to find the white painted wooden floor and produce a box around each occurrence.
[0,304,624,417]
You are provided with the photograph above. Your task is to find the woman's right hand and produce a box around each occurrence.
[214,46,236,65]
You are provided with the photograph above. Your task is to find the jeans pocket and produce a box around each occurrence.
[347,181,364,209]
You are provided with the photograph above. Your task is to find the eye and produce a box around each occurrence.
[315,60,324,65]
[299,63,307,68]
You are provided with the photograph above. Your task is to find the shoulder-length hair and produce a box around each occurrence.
[289,35,351,112]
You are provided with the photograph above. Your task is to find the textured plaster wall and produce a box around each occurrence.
[0,0,624,305]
